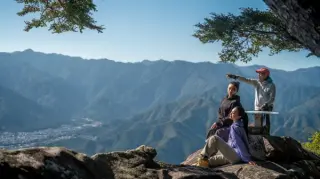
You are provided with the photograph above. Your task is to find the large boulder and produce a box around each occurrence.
[263,136,320,162]
[0,146,105,179]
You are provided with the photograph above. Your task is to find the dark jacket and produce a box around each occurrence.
[206,95,242,141]
[216,95,242,128]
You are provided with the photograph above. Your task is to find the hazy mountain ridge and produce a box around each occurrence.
[0,85,63,131]
[0,57,87,120]
[1,50,245,121]
[0,49,320,164]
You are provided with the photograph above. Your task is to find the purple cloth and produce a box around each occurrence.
[227,120,252,162]
[215,127,230,142]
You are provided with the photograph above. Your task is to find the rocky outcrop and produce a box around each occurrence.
[263,0,320,57]
[0,145,229,179]
[0,136,319,179]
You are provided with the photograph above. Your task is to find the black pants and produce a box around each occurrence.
[264,106,273,134]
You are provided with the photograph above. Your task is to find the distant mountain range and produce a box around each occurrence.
[0,49,319,164]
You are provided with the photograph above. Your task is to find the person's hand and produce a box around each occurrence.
[226,74,238,79]
[248,161,256,165]
[210,123,217,129]
[260,104,268,111]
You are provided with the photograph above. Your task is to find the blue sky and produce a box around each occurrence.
[1,0,319,71]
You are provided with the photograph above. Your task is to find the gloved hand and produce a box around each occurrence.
[260,104,269,111]
[226,74,239,79]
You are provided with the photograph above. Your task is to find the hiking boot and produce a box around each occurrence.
[196,156,209,167]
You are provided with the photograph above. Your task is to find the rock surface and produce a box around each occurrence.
[0,136,319,179]
[263,0,320,56]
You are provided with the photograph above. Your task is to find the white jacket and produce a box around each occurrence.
[238,76,276,110]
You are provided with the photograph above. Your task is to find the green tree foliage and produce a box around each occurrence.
[16,0,104,33]
[303,131,320,155]
[193,8,307,63]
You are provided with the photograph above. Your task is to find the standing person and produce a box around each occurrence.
[197,106,255,168]
[226,67,276,134]
[206,81,242,142]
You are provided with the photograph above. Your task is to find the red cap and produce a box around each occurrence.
[256,67,270,76]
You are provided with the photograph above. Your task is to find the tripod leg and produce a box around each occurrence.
[254,114,263,127]
[254,114,264,134]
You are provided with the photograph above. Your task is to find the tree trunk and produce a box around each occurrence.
[263,0,320,57]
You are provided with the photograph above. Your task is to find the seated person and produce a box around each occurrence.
[198,106,255,168]
[206,81,242,142]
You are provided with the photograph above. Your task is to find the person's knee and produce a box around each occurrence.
[208,135,219,142]
[215,128,229,142]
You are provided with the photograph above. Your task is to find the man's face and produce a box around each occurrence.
[258,72,268,81]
